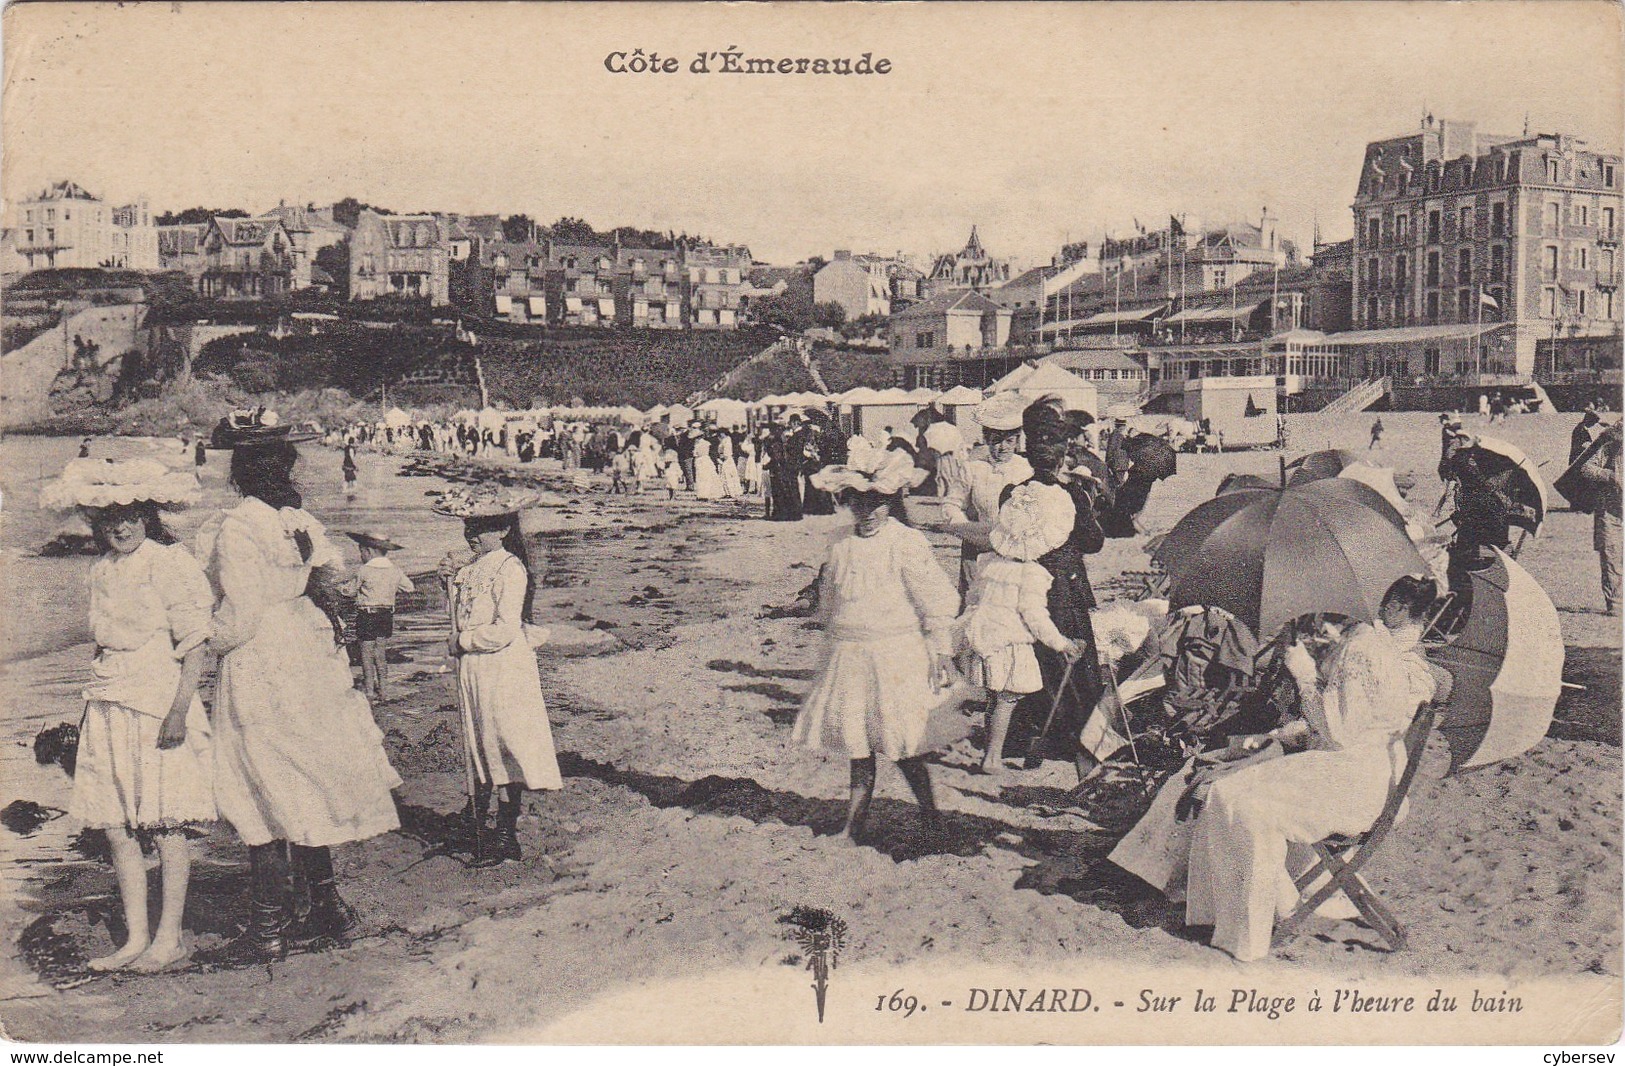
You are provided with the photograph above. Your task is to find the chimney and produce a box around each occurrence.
[833,249,852,261]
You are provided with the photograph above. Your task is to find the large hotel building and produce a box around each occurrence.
[1351,118,1622,375]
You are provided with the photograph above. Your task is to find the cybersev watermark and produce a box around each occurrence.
[782,906,848,1023]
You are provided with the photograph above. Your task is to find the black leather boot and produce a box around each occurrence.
[473,786,522,866]
[211,842,289,964]
[288,845,359,950]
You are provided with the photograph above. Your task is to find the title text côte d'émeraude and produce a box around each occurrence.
[604,48,892,76]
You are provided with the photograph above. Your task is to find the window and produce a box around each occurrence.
[1425,347,1441,376]
[915,331,935,349]
[1396,254,1409,286]
[1365,258,1379,286]
[1490,245,1505,282]
[1367,217,1380,245]
[1459,205,1472,233]
[1365,296,1378,323]
[1544,287,1558,317]
[1579,247,1590,271]
[1492,202,1506,235]
[1428,210,1442,243]
[1213,268,1227,288]
[1579,290,1589,316]
[1547,202,1561,231]
[24,229,32,243]
[45,209,55,221]
[1604,249,1616,276]
[45,228,54,243]
[24,210,32,222]
[1606,207,1618,234]
[1578,204,1590,226]
[1426,250,1441,285]
[1458,248,1472,284]
[1548,158,1561,183]
[1545,246,1560,278]
[1607,163,1618,187]
[1606,290,1617,321]
[64,209,70,221]
[1425,291,1440,321]
[1397,214,1409,240]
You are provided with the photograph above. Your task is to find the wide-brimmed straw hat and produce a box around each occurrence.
[809,447,927,496]
[973,392,1029,432]
[988,481,1075,562]
[430,484,562,518]
[345,529,404,552]
[40,458,201,512]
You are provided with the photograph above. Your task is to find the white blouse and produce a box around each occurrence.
[85,539,212,718]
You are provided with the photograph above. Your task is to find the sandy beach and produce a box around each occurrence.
[0,410,1618,1043]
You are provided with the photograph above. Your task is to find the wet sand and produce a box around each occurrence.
[0,411,1618,1042]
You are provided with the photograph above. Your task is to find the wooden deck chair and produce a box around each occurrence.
[1271,702,1438,952]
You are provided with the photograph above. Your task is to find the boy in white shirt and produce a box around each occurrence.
[342,531,415,704]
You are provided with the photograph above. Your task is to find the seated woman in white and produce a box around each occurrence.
[1116,575,1440,963]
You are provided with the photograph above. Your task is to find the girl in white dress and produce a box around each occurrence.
[201,432,402,963]
[958,481,1083,775]
[792,450,959,842]
[436,487,563,866]
[42,460,215,973]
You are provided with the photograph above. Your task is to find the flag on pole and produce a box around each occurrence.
[1480,290,1499,309]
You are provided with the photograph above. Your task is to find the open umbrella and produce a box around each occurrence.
[1431,549,1563,773]
[1153,478,1425,639]
[1459,436,1547,534]
[1284,448,1365,486]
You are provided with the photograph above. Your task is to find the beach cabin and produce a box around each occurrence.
[1182,375,1278,449]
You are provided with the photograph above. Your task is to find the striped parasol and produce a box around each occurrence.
[1431,549,1564,773]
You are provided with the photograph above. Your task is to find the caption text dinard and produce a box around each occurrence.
[870,986,1524,1020]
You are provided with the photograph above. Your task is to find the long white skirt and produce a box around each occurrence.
[71,699,216,830]
[693,457,724,500]
[458,641,563,790]
[213,597,402,847]
[1185,745,1394,962]
[793,633,970,760]
[719,457,743,498]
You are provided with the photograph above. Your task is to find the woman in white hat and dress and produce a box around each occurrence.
[42,458,216,972]
[199,424,402,963]
[942,393,1034,592]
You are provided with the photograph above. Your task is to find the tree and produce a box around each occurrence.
[314,239,350,298]
[812,301,848,328]
[502,214,538,242]
[548,216,600,244]
[332,198,392,228]
[155,207,247,226]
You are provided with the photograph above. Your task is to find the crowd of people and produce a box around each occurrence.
[38,387,1614,973]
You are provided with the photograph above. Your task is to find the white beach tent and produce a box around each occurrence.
[697,397,750,428]
[938,385,984,406]
[383,407,412,429]
[836,386,886,407]
[994,362,1099,417]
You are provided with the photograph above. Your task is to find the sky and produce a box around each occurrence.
[3,1,1621,267]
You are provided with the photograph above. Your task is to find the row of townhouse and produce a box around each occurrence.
[477,238,757,330]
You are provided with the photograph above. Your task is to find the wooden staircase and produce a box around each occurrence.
[1318,376,1389,416]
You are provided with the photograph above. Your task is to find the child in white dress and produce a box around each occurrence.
[436,485,563,867]
[792,450,959,842]
[42,459,215,973]
[959,481,1083,775]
